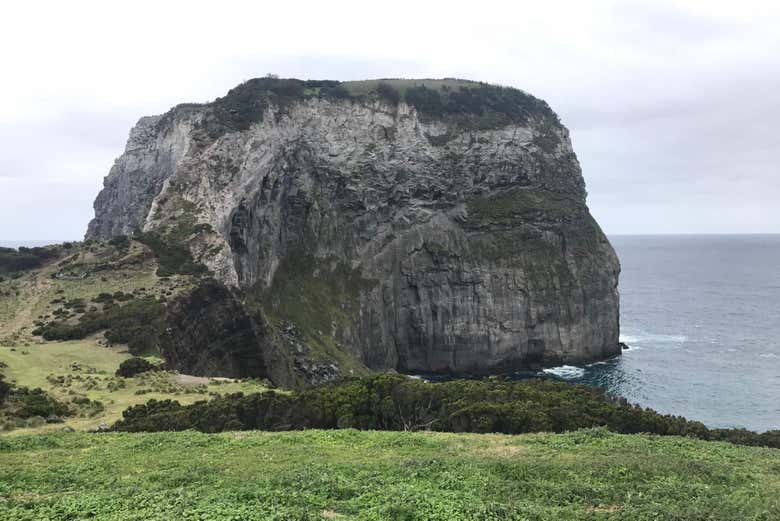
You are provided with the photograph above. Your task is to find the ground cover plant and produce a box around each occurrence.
[0,428,778,520]
[0,341,270,434]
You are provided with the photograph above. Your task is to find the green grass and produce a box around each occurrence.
[0,339,270,435]
[0,240,266,433]
[0,240,184,347]
[0,428,777,520]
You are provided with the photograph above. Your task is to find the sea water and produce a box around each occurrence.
[545,235,780,432]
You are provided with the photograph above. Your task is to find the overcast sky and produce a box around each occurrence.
[1,0,778,241]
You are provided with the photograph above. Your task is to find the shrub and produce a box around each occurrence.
[404,86,444,115]
[108,235,131,250]
[11,387,71,419]
[33,296,166,355]
[0,245,60,274]
[92,292,115,303]
[0,375,10,405]
[376,82,401,105]
[116,358,159,378]
[403,83,557,129]
[134,231,208,277]
[110,374,780,449]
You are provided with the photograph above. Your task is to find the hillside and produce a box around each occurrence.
[1,429,778,520]
[0,240,269,433]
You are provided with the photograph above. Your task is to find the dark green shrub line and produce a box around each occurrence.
[0,245,61,275]
[191,77,558,136]
[107,235,131,250]
[32,296,166,355]
[112,374,780,449]
[375,82,401,105]
[116,357,160,378]
[208,78,351,133]
[1,373,72,423]
[401,81,556,126]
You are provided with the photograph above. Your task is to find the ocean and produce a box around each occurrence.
[544,234,780,432]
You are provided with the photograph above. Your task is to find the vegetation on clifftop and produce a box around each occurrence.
[199,76,558,135]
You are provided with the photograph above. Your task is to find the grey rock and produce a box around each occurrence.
[86,79,620,379]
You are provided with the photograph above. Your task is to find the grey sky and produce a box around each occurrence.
[1,0,778,240]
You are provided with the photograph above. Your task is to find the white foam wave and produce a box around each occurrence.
[759,353,779,359]
[542,365,586,379]
[620,332,687,345]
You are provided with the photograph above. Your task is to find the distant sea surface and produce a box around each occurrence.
[0,240,69,249]
[544,235,780,432]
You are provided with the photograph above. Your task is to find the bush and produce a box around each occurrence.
[108,235,131,250]
[116,358,159,378]
[0,245,60,274]
[403,83,557,129]
[376,82,400,105]
[208,78,349,133]
[33,296,166,355]
[134,231,208,277]
[11,387,71,419]
[404,86,444,115]
[110,375,780,449]
[0,375,10,405]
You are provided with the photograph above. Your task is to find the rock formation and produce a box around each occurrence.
[87,77,620,384]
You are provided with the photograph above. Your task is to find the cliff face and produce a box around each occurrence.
[87,78,620,380]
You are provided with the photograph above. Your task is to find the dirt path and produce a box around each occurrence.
[175,374,212,385]
[175,375,237,385]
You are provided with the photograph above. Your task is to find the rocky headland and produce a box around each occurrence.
[85,77,621,385]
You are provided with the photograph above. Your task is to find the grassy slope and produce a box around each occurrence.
[0,340,269,434]
[0,241,163,346]
[0,242,268,434]
[1,428,778,520]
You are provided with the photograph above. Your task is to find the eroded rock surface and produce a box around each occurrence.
[87,78,620,381]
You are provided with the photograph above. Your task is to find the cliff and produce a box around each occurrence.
[87,77,620,383]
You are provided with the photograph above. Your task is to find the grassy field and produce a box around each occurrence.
[0,428,778,520]
[0,339,270,434]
